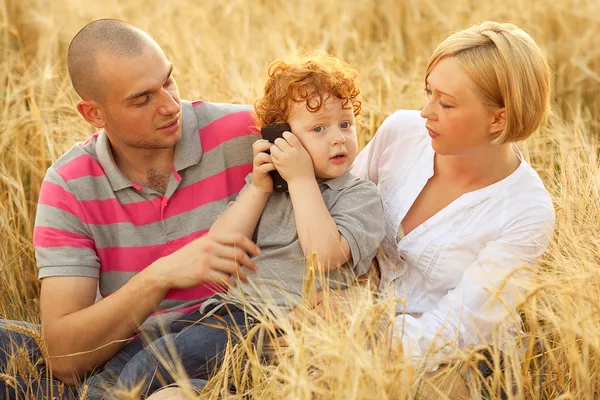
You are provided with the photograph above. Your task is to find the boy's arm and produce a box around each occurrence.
[288,179,351,270]
[209,182,270,239]
[210,139,275,240]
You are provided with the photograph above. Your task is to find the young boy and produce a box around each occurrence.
[204,54,385,314]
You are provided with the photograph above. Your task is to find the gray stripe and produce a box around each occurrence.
[194,102,253,131]
[51,144,93,169]
[88,193,236,248]
[36,246,100,275]
[35,204,93,237]
[38,265,99,279]
[179,135,256,189]
[42,167,70,188]
[66,175,130,201]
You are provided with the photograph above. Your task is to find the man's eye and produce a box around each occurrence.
[136,96,151,107]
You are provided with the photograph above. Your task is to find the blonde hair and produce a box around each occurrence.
[425,21,552,144]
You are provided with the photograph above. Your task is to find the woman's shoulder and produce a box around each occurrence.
[371,109,430,156]
[500,160,556,231]
[379,109,428,139]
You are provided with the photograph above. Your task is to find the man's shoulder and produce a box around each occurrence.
[48,132,102,184]
[186,100,254,126]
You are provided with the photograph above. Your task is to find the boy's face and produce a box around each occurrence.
[288,96,358,180]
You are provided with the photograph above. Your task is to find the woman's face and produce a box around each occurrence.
[420,57,501,156]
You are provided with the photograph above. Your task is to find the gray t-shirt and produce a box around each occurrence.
[204,171,385,314]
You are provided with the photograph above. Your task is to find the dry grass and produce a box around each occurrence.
[1,0,599,398]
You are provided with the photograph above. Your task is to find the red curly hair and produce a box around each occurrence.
[253,53,361,129]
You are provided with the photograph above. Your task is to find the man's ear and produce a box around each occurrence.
[76,100,106,129]
[490,107,506,135]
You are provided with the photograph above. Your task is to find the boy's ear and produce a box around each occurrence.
[490,107,506,136]
[76,100,106,128]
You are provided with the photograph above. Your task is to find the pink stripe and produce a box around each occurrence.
[191,100,204,107]
[38,181,85,221]
[33,226,94,249]
[164,163,252,219]
[81,163,251,226]
[97,229,207,272]
[57,153,105,181]
[199,111,258,153]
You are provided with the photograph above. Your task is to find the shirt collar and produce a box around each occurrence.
[320,171,360,191]
[174,100,201,171]
[95,101,201,192]
[95,130,133,191]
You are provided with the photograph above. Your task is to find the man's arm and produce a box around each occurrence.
[40,232,259,384]
[40,271,167,384]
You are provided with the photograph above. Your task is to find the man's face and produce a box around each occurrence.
[96,44,182,151]
[288,96,358,180]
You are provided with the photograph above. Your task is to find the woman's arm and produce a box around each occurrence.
[394,205,555,364]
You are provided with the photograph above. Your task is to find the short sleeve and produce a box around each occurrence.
[34,168,100,279]
[328,180,386,276]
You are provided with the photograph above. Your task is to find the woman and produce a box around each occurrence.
[352,21,555,366]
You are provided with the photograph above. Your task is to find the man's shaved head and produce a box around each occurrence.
[68,19,159,102]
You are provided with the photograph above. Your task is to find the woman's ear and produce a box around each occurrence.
[76,100,107,128]
[490,107,506,135]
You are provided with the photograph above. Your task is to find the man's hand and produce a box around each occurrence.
[270,131,315,183]
[150,233,261,290]
[251,139,276,193]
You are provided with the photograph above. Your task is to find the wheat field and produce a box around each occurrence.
[1,0,599,398]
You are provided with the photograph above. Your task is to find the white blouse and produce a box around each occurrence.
[352,110,555,364]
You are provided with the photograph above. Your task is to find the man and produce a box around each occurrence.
[3,18,261,398]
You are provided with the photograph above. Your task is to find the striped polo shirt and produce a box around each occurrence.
[33,100,258,331]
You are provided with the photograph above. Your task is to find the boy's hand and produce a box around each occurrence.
[251,139,276,193]
[270,132,315,183]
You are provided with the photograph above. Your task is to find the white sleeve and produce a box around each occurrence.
[395,203,555,364]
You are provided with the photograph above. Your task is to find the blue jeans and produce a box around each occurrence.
[0,319,76,399]
[0,306,251,399]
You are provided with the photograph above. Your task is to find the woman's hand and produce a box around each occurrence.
[251,139,277,193]
[270,131,315,183]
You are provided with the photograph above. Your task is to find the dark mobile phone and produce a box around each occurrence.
[261,124,290,192]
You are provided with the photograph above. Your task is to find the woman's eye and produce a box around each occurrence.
[424,88,432,97]
[439,102,452,109]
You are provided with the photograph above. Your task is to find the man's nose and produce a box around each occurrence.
[158,89,181,115]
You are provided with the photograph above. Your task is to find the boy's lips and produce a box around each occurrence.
[329,151,348,165]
